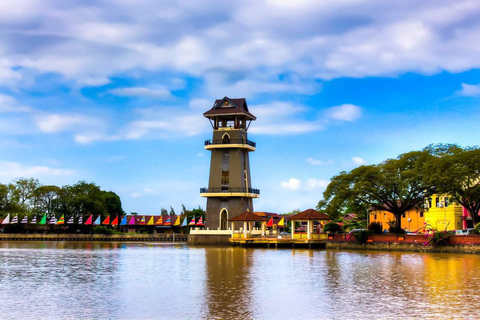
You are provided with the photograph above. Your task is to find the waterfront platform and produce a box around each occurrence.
[230,236,327,249]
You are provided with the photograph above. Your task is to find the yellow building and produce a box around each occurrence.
[424,194,463,231]
[369,194,464,232]
[369,208,424,232]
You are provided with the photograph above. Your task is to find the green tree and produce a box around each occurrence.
[102,191,124,218]
[424,147,480,225]
[160,208,168,216]
[169,206,176,216]
[33,185,62,217]
[322,151,429,231]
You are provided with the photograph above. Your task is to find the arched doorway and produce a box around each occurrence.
[220,208,229,230]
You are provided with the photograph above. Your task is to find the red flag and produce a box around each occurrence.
[111,216,119,226]
[102,215,110,225]
[266,217,273,227]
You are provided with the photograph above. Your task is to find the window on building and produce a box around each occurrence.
[402,213,406,218]
[221,171,229,186]
[436,197,443,208]
[427,197,432,208]
[445,197,449,207]
[374,214,377,220]
[420,211,424,218]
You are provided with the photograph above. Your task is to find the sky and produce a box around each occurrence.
[1,0,480,215]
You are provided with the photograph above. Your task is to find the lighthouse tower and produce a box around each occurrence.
[200,97,260,230]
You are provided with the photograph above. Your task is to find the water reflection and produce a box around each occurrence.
[203,247,253,319]
[0,242,480,319]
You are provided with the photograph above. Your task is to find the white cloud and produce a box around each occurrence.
[35,114,100,133]
[280,178,301,190]
[0,161,74,180]
[109,87,173,99]
[0,94,32,112]
[326,104,362,121]
[306,158,334,166]
[352,156,366,165]
[304,178,329,191]
[0,1,478,93]
[131,188,157,198]
[457,83,480,97]
[249,101,323,135]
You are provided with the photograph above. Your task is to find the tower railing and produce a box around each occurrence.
[204,139,256,147]
[200,187,260,195]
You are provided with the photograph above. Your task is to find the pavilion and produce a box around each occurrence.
[228,211,268,238]
[288,209,331,240]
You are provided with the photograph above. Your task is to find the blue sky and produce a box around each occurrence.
[1,0,480,214]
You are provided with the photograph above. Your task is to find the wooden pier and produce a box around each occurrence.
[230,236,327,249]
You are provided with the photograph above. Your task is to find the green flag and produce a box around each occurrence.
[39,214,47,225]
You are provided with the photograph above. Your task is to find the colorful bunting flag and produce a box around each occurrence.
[57,215,65,225]
[49,216,57,224]
[93,215,101,225]
[146,216,154,225]
[20,216,28,224]
[11,215,18,224]
[266,217,273,227]
[188,216,196,226]
[140,216,146,225]
[39,214,46,225]
[111,216,119,226]
[164,216,171,226]
[102,215,110,225]
[278,217,285,227]
[78,215,83,224]
[31,216,37,224]
[84,215,93,225]
[67,216,74,224]
[128,216,136,225]
[196,216,205,226]
[174,216,181,226]
[120,216,127,225]
[156,216,163,225]
[181,217,188,227]
[2,214,10,224]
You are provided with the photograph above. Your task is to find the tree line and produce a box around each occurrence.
[0,178,124,222]
[319,144,480,231]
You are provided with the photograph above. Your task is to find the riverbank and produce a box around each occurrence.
[327,241,480,254]
[0,233,187,242]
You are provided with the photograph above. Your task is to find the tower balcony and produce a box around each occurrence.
[200,187,260,198]
[204,139,256,151]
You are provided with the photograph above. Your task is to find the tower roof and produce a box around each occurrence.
[203,96,256,120]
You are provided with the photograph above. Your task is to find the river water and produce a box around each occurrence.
[0,242,479,319]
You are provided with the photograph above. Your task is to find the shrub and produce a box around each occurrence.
[388,226,405,234]
[324,222,342,233]
[353,230,370,244]
[92,226,114,235]
[368,222,383,234]
[474,223,480,235]
[424,230,450,246]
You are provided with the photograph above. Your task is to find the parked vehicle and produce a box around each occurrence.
[455,228,475,235]
[348,229,367,234]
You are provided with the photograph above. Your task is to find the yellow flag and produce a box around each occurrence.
[278,217,285,227]
[146,216,154,225]
[174,216,181,226]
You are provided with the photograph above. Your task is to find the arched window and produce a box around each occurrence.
[222,133,230,144]
[220,209,228,230]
